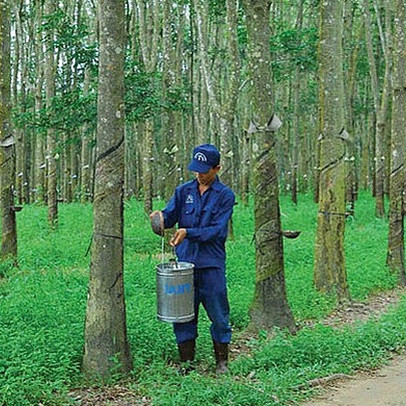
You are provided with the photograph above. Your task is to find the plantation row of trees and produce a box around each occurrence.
[0,0,403,209]
[1,0,405,378]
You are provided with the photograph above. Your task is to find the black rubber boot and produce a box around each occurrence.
[213,341,229,374]
[178,340,196,375]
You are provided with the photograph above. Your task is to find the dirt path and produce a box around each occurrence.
[301,354,406,406]
[299,289,406,406]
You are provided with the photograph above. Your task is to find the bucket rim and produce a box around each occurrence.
[156,261,195,270]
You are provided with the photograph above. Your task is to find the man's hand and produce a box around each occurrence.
[170,228,187,246]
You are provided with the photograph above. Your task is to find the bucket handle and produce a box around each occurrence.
[161,236,178,266]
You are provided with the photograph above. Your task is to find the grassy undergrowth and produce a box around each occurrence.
[0,191,405,405]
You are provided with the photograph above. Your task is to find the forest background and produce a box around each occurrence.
[2,0,395,211]
[1,0,406,405]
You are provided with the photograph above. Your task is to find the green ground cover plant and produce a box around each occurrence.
[0,191,404,405]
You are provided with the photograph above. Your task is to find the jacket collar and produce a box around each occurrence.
[210,176,222,192]
[188,176,222,192]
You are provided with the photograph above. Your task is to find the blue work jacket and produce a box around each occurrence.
[162,176,235,269]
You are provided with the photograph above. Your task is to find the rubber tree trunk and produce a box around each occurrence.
[162,0,181,201]
[13,0,23,205]
[44,0,58,227]
[363,0,391,218]
[143,119,153,214]
[0,0,17,264]
[374,1,392,218]
[386,0,406,286]
[313,0,349,302]
[242,0,295,332]
[80,69,92,203]
[343,3,362,215]
[137,0,160,212]
[82,0,132,377]
[291,1,303,205]
[33,0,45,204]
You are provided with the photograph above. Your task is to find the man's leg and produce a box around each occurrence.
[173,271,200,370]
[200,267,231,373]
[173,318,198,346]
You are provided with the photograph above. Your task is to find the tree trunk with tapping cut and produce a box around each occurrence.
[242,0,295,332]
[0,0,17,264]
[82,0,132,377]
[313,0,349,302]
[386,0,406,286]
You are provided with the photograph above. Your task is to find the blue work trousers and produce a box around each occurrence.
[173,267,231,344]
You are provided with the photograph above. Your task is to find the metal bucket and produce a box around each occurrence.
[156,262,195,323]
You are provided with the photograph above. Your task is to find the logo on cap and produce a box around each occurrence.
[194,152,207,162]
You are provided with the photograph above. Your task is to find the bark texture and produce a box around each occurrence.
[137,0,160,213]
[0,0,17,263]
[80,68,93,203]
[386,0,406,286]
[291,1,303,205]
[363,0,391,217]
[45,0,58,227]
[162,0,182,200]
[313,0,349,301]
[374,1,391,218]
[242,0,295,332]
[33,0,45,203]
[82,0,132,377]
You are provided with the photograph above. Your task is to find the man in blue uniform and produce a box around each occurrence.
[151,144,235,374]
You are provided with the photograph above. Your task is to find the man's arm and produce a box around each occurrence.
[172,192,235,245]
[161,188,180,229]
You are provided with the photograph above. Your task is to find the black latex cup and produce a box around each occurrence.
[151,211,164,236]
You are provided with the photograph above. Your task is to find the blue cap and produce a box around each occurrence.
[188,144,220,174]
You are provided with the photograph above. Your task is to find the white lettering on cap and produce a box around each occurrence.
[194,152,207,162]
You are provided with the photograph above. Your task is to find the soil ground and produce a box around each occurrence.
[301,353,406,406]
